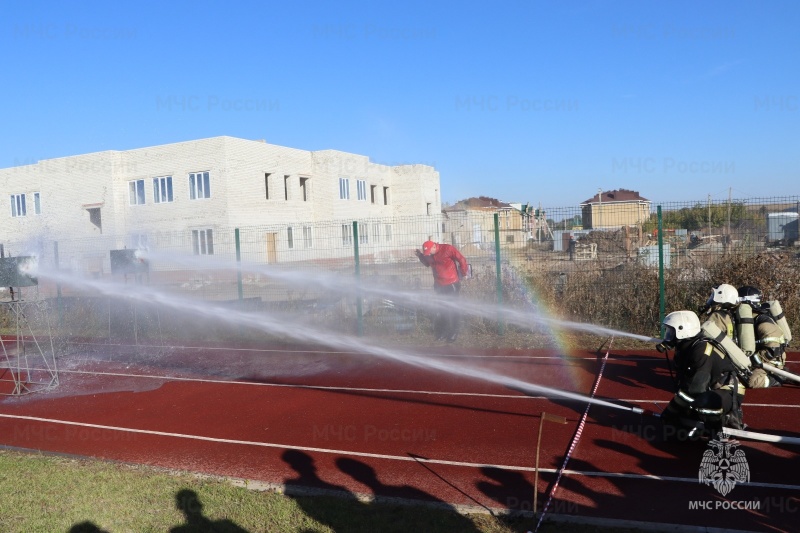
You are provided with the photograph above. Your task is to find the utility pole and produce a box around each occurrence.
[537,202,547,242]
[597,188,602,229]
[727,187,732,242]
[536,204,541,243]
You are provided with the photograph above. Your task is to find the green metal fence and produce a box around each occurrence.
[2,196,798,346]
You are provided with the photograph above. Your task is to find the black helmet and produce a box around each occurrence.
[738,285,762,305]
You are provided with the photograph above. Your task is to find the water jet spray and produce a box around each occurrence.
[143,249,661,344]
[37,266,646,416]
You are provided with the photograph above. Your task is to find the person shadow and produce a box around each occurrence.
[282,449,364,532]
[68,522,109,533]
[335,457,482,532]
[476,466,536,514]
[169,489,249,533]
[283,449,356,497]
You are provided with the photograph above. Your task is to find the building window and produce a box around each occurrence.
[33,192,41,215]
[88,208,102,232]
[341,223,353,246]
[284,175,290,200]
[339,177,350,200]
[302,225,313,248]
[265,173,271,199]
[189,171,210,200]
[192,229,214,255]
[10,194,26,217]
[300,177,309,201]
[129,180,145,205]
[287,226,294,249]
[371,223,381,242]
[358,222,368,244]
[129,233,149,249]
[383,186,389,205]
[153,176,173,203]
[385,224,393,243]
[357,179,367,201]
[370,185,377,204]
[426,202,432,215]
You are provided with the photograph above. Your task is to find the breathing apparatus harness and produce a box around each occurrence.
[655,321,682,387]
[661,337,744,430]
[748,302,788,364]
[662,346,676,388]
[660,337,720,392]
[698,303,739,343]
[700,325,754,384]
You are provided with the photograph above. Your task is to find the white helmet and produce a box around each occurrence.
[662,310,701,344]
[707,284,739,308]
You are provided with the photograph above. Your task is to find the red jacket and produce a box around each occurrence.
[422,243,468,286]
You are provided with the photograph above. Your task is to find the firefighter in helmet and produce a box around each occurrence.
[660,310,745,437]
[698,284,740,341]
[738,286,787,388]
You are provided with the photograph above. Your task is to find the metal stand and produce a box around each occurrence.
[0,292,59,396]
[534,412,567,516]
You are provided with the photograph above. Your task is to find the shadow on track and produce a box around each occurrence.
[281,449,484,532]
[476,465,537,514]
[546,401,800,533]
[338,456,482,531]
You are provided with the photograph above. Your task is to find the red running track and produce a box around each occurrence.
[0,340,798,532]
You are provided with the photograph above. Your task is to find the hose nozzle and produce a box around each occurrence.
[631,407,661,417]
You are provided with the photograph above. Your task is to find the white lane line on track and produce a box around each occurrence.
[616,399,800,409]
[1,412,798,491]
[56,369,544,399]
[63,342,666,361]
[557,470,800,491]
[32,368,800,409]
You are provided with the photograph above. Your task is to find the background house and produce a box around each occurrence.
[580,189,651,229]
[442,196,526,250]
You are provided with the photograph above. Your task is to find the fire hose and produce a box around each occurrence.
[762,362,800,385]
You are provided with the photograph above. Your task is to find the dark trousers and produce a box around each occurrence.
[663,389,738,434]
[433,282,461,339]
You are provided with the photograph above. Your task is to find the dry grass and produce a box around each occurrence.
[3,249,797,353]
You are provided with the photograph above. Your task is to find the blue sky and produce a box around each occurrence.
[1,1,798,207]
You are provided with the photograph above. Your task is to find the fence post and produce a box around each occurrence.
[235,228,243,301]
[657,206,665,336]
[53,241,63,326]
[353,221,363,336]
[494,213,504,335]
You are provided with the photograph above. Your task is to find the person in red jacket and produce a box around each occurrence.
[415,240,469,342]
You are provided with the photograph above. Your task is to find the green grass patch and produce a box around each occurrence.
[0,450,650,533]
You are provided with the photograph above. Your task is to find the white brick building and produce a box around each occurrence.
[0,136,441,262]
